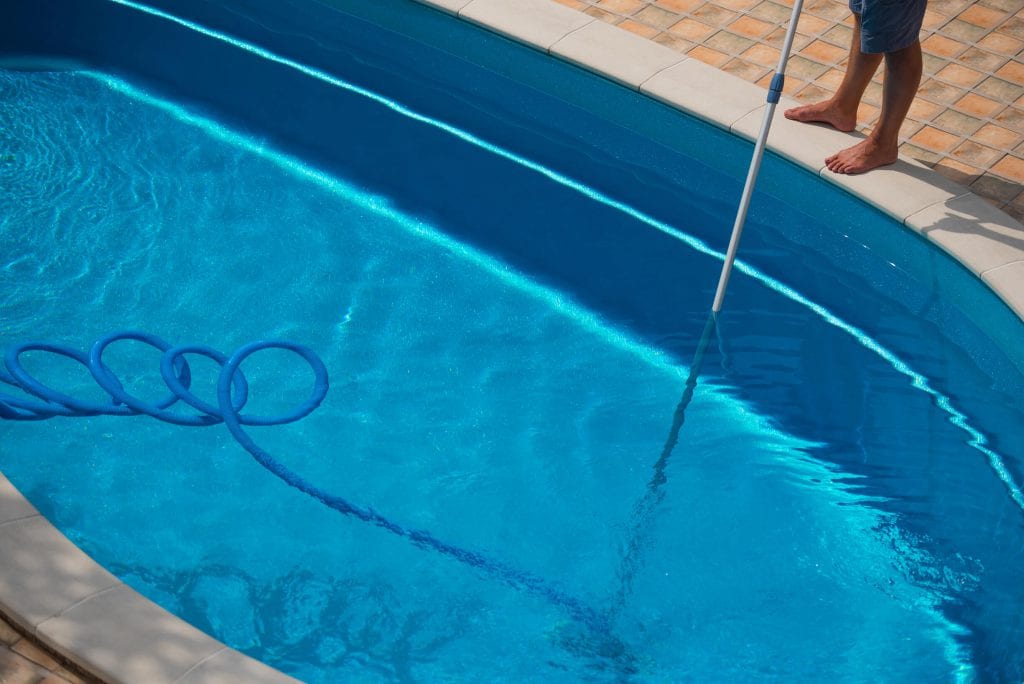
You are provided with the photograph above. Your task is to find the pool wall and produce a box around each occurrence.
[1,0,1023,682]
[430,0,1024,322]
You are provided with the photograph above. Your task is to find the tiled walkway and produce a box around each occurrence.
[553,0,1024,220]
[0,614,92,684]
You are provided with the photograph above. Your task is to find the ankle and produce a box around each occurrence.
[829,97,860,119]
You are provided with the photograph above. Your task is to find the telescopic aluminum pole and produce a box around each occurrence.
[711,0,805,314]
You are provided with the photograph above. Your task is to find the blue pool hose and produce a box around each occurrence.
[0,331,610,634]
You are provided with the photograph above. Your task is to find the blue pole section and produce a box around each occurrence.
[711,0,805,313]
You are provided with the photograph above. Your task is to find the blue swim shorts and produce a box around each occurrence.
[849,0,927,54]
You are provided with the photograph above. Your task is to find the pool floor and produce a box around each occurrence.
[3,65,1011,682]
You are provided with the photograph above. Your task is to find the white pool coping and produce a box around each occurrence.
[1,0,1022,682]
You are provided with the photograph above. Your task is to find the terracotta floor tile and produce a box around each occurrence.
[921,78,966,104]
[933,157,984,184]
[731,15,776,38]
[721,57,770,81]
[820,24,853,48]
[952,139,1006,166]
[922,53,949,77]
[911,125,964,151]
[922,9,950,31]
[803,0,850,22]
[800,39,847,64]
[553,0,588,9]
[654,0,704,12]
[980,0,1024,12]
[693,4,739,26]
[765,26,814,50]
[899,119,925,140]
[634,4,684,28]
[597,0,647,13]
[955,91,1007,117]
[958,47,1011,74]
[0,649,51,684]
[937,62,988,87]
[995,60,1024,86]
[785,54,830,80]
[687,44,732,67]
[758,72,805,94]
[584,7,621,23]
[793,14,832,36]
[1004,202,1024,222]
[861,80,884,107]
[1008,188,1024,212]
[11,640,61,672]
[670,17,716,41]
[794,82,833,103]
[995,106,1023,130]
[814,67,846,90]
[742,42,782,67]
[922,33,968,59]
[749,1,792,24]
[714,0,762,9]
[908,97,945,123]
[935,108,986,135]
[974,123,1023,149]
[620,18,661,36]
[976,75,1023,101]
[711,29,761,55]
[942,18,990,42]
[957,4,1007,28]
[931,0,976,12]
[901,143,944,166]
[856,101,880,124]
[999,14,1024,39]
[978,31,1024,55]
[653,31,695,52]
[972,168,1024,199]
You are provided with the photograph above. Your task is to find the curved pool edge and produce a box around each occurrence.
[0,1,1022,682]
[427,0,1024,326]
[0,473,298,684]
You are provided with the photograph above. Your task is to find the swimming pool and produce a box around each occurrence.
[2,0,1024,681]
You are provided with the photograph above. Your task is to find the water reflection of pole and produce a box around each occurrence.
[607,0,805,619]
[609,312,718,615]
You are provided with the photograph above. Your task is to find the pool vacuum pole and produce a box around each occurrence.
[711,0,805,314]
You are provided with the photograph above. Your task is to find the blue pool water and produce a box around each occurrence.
[2,0,1024,681]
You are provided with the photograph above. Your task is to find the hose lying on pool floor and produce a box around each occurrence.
[0,331,613,637]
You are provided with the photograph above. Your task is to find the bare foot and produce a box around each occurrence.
[783,101,858,133]
[824,138,898,174]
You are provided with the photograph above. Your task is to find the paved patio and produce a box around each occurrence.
[0,613,92,684]
[553,0,1024,220]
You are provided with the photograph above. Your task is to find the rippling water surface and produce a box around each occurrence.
[2,69,1023,682]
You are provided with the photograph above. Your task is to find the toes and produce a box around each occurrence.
[826,154,852,174]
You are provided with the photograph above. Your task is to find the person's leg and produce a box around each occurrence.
[783,14,882,132]
[825,39,923,174]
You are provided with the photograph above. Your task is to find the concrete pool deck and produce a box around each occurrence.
[1,0,1023,682]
